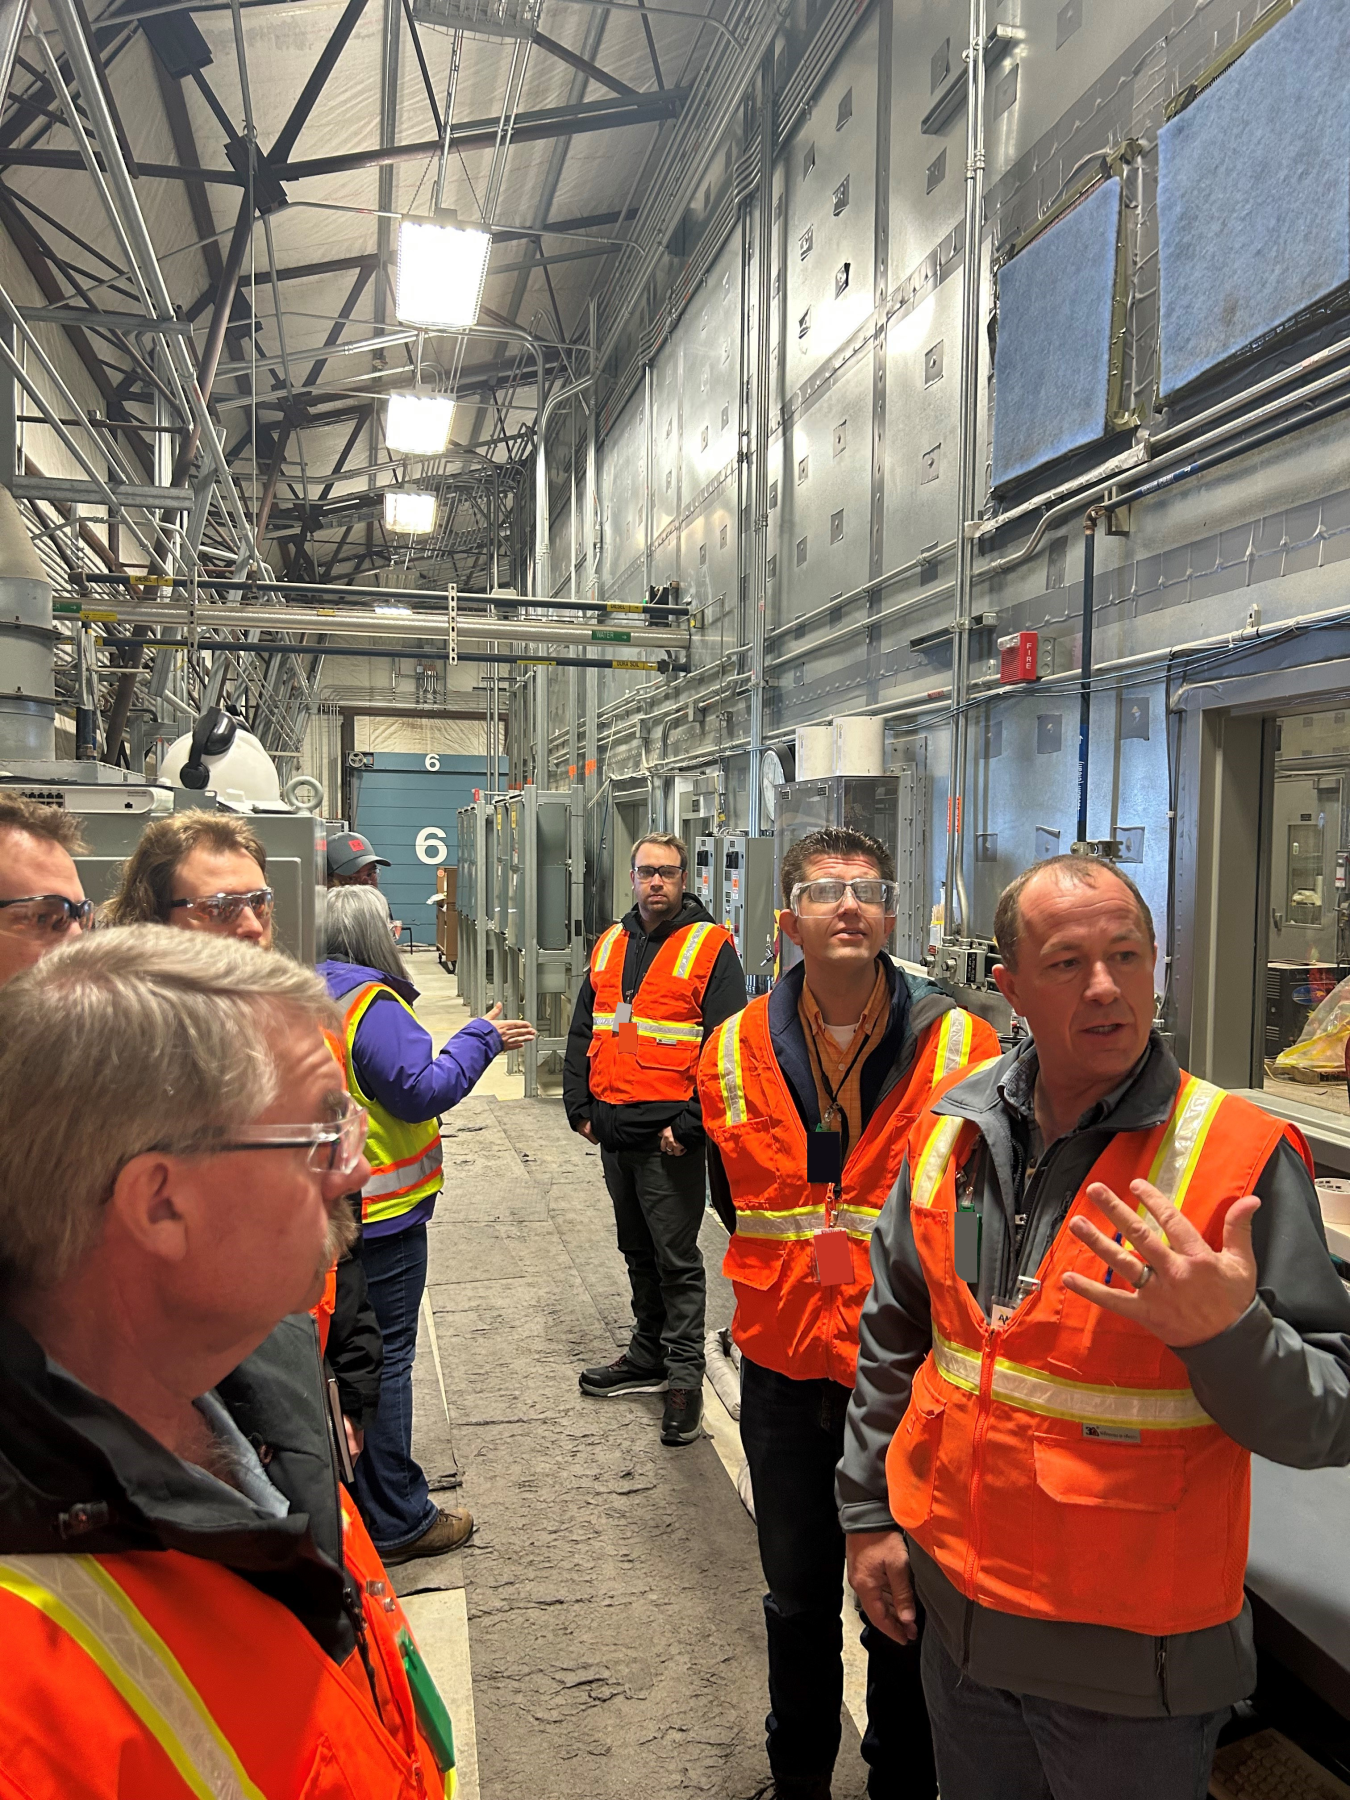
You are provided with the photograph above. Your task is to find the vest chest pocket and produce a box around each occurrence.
[886,1364,947,1529]
[637,1036,700,1075]
[723,1231,788,1291]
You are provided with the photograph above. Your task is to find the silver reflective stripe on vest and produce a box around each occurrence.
[911,1116,965,1209]
[673,921,715,980]
[934,1010,974,1085]
[363,1136,444,1201]
[592,925,624,972]
[735,1205,827,1240]
[718,1014,747,1126]
[0,1554,266,1800]
[930,1331,1212,1430]
[836,1206,884,1238]
[1147,1077,1225,1208]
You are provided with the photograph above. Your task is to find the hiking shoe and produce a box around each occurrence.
[660,1385,703,1446]
[380,1505,474,1565]
[579,1354,667,1398]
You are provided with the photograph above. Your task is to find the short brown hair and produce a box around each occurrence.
[993,855,1155,971]
[103,811,267,926]
[631,832,687,871]
[780,827,894,904]
[0,793,86,855]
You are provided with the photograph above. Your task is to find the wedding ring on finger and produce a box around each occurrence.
[1132,1262,1154,1290]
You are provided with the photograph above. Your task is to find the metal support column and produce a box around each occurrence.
[943,0,989,936]
[746,52,774,839]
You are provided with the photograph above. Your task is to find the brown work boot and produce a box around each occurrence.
[381,1505,475,1565]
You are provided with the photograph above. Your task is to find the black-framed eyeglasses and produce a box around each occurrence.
[633,864,684,883]
[0,894,94,934]
[790,877,897,915]
[160,1099,369,1177]
[168,887,274,927]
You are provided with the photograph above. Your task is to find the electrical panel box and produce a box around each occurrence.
[720,834,776,976]
[693,833,721,916]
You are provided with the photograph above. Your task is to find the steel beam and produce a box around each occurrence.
[273,90,686,181]
[12,475,192,507]
[267,0,369,163]
[531,29,636,97]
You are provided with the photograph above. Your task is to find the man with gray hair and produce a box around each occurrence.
[0,928,454,1795]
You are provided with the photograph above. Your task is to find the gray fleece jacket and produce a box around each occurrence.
[837,1032,1350,1717]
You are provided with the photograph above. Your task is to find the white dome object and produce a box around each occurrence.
[159,724,282,804]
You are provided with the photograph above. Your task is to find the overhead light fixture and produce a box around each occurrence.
[374,602,413,616]
[384,490,437,535]
[385,390,456,456]
[396,219,491,329]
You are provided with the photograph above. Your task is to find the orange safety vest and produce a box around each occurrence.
[699,998,1000,1385]
[888,1067,1312,1637]
[587,918,734,1105]
[0,1490,450,1799]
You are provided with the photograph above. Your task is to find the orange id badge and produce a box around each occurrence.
[615,1020,639,1053]
[812,1227,852,1286]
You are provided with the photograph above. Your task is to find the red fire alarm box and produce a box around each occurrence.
[999,630,1040,684]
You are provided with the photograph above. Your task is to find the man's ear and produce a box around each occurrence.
[779,907,804,948]
[992,959,1019,1013]
[107,1154,192,1265]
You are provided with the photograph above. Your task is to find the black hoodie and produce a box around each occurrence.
[562,893,747,1153]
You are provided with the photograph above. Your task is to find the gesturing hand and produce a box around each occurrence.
[1062,1177,1260,1349]
[484,1002,538,1051]
[845,1530,918,1644]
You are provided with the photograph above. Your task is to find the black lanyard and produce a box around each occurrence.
[804,1019,875,1161]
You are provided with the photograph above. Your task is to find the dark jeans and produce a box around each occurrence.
[922,1627,1227,1800]
[600,1143,708,1388]
[354,1222,438,1554]
[739,1356,937,1797]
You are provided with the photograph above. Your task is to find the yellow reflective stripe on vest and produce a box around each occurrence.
[930,1330,1211,1431]
[717,1012,748,1126]
[736,1203,827,1241]
[1147,1076,1225,1209]
[673,921,715,980]
[933,1009,974,1087]
[836,1205,883,1239]
[911,1117,965,1209]
[592,925,624,973]
[632,1017,703,1043]
[0,1554,267,1800]
[910,1056,1003,1208]
[362,1137,444,1202]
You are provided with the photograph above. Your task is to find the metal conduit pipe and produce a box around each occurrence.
[945,0,988,937]
[0,482,53,759]
[81,601,691,650]
[746,46,774,840]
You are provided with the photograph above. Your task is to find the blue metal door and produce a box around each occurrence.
[351,753,503,941]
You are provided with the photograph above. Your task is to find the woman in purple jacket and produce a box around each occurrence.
[321,883,536,1564]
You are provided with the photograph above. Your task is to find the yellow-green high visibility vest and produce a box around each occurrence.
[342,982,445,1227]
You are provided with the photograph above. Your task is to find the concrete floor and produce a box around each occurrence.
[391,949,875,1800]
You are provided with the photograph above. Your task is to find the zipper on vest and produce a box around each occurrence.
[344,1578,390,1728]
[1155,1638,1171,1716]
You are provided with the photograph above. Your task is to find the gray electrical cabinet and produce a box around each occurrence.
[693,833,721,917]
[720,834,776,977]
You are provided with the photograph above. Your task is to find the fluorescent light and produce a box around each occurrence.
[386,391,455,456]
[374,603,413,615]
[396,220,491,329]
[384,491,437,535]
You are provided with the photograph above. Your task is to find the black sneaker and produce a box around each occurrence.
[660,1385,703,1446]
[578,1354,667,1398]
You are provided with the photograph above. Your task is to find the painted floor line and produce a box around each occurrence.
[402,1586,480,1800]
[701,1375,870,1739]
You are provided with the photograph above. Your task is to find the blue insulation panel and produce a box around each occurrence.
[991,177,1121,490]
[1157,0,1350,398]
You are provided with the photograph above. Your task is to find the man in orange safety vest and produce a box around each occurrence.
[0,928,455,1799]
[700,825,998,1800]
[840,854,1350,1800]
